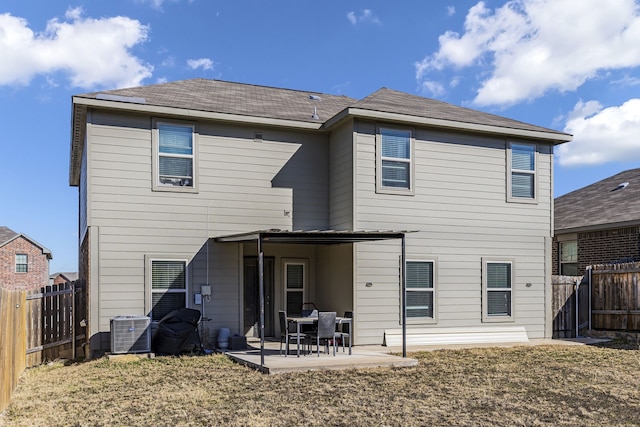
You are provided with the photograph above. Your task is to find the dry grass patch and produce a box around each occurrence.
[2,343,640,426]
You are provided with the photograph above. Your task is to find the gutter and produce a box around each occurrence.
[555,220,640,235]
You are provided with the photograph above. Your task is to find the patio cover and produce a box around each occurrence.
[214,229,411,366]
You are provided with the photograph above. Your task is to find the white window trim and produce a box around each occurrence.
[482,257,515,323]
[146,255,189,323]
[405,258,438,324]
[283,259,307,316]
[15,253,28,273]
[152,119,199,193]
[507,141,537,204]
[376,125,415,195]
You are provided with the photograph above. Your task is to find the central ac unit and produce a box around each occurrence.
[110,315,151,354]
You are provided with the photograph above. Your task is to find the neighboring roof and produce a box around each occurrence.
[50,272,78,282]
[555,168,640,233]
[215,229,411,244]
[0,226,53,259]
[70,79,572,186]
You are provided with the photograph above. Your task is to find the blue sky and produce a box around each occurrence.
[1,0,640,274]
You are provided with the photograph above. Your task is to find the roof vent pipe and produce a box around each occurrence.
[312,107,319,120]
[612,182,629,191]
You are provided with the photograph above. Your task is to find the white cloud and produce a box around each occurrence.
[0,9,152,90]
[556,99,640,166]
[611,74,640,87]
[135,0,169,10]
[161,56,176,67]
[346,9,381,26]
[419,80,446,97]
[447,6,456,16]
[416,0,640,106]
[187,58,214,71]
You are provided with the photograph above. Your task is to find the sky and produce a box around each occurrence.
[1,0,639,274]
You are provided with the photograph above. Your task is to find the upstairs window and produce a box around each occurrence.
[153,122,197,192]
[377,127,414,194]
[509,142,536,202]
[406,260,436,319]
[15,254,28,273]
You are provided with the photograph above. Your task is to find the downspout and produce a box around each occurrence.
[258,235,265,367]
[401,234,406,358]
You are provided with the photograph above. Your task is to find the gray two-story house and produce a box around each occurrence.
[69,79,571,356]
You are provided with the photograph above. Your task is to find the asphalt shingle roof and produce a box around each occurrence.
[0,226,52,258]
[77,78,357,124]
[555,168,640,232]
[0,226,18,246]
[352,88,566,135]
[76,79,568,137]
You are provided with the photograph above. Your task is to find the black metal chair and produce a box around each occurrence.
[279,310,307,356]
[309,311,339,356]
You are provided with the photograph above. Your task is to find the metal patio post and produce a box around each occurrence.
[258,235,265,367]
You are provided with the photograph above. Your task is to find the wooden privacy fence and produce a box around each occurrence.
[25,282,87,366]
[0,282,86,412]
[0,287,27,413]
[552,275,589,338]
[591,262,640,330]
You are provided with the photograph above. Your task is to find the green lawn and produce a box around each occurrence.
[2,342,639,426]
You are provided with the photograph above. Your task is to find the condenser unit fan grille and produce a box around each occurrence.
[110,316,151,354]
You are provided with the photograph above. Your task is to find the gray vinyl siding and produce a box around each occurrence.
[85,110,331,341]
[352,120,553,344]
[79,138,88,240]
[329,120,354,230]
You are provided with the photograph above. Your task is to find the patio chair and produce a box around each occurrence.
[279,311,307,356]
[300,302,318,334]
[336,310,352,353]
[308,311,339,357]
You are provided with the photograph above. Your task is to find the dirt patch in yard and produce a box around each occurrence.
[2,342,639,426]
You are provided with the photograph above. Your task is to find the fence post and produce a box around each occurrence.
[575,279,579,338]
[72,282,76,361]
[587,266,593,330]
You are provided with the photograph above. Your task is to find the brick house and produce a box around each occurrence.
[553,168,640,275]
[0,226,52,290]
[50,272,78,285]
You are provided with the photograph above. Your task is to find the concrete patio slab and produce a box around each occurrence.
[222,337,609,374]
[223,340,418,374]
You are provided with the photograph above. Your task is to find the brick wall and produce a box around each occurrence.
[577,226,640,271]
[0,237,49,290]
[552,226,640,275]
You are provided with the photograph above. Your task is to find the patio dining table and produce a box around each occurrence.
[287,315,352,357]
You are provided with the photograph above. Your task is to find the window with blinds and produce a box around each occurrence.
[377,127,414,194]
[285,261,305,317]
[153,121,197,192]
[483,259,514,321]
[406,261,435,319]
[509,143,536,201]
[151,260,187,322]
[158,124,193,187]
